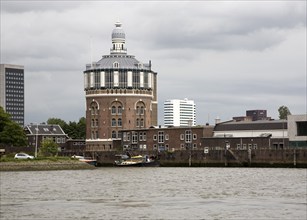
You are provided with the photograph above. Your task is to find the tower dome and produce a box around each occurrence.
[112,21,125,39]
[110,21,127,54]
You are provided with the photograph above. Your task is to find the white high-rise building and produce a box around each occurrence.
[164,98,196,127]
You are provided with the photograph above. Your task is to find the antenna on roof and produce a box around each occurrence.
[90,36,93,68]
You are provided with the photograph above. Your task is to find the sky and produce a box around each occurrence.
[1,1,306,125]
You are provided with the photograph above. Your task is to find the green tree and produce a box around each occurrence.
[0,107,11,131]
[39,138,59,157]
[47,118,67,129]
[0,107,27,146]
[47,117,86,139]
[77,117,86,139]
[278,106,291,119]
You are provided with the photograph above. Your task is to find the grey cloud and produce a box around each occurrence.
[1,1,305,125]
[134,1,306,51]
[1,1,86,13]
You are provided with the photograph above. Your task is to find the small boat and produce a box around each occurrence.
[79,157,97,166]
[114,154,158,167]
[72,155,97,166]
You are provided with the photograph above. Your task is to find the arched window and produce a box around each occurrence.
[136,106,140,115]
[90,102,98,115]
[112,118,116,127]
[111,106,116,115]
[140,106,144,115]
[95,119,99,127]
[140,119,144,127]
[112,131,117,138]
[118,118,122,127]
[118,106,122,115]
[113,62,119,68]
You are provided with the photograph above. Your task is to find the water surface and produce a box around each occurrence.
[1,168,306,219]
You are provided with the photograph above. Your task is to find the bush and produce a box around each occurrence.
[39,139,59,157]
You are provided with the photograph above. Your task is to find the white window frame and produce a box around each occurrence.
[165,134,169,140]
[153,135,157,141]
[180,134,184,140]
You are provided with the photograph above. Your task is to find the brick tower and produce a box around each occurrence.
[83,21,157,151]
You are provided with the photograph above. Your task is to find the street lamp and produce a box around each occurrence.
[188,118,193,167]
[35,123,38,158]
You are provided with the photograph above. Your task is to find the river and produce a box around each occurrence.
[0,168,306,220]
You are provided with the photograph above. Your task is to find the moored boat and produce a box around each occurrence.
[114,154,159,167]
[72,155,97,166]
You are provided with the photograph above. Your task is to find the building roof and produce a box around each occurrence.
[25,124,67,136]
[85,21,152,72]
[85,55,151,71]
[214,120,287,131]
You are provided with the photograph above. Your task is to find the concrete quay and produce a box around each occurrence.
[94,149,307,168]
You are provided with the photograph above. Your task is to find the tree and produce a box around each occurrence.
[47,118,67,129]
[0,107,11,132]
[0,107,27,146]
[39,139,59,157]
[77,117,86,139]
[47,117,86,139]
[278,106,291,119]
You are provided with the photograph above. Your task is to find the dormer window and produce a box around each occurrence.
[113,62,119,68]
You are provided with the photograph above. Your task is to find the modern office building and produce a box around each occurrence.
[83,21,158,151]
[0,64,24,126]
[288,114,307,147]
[164,98,196,127]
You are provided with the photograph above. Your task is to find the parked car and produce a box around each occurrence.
[14,153,34,159]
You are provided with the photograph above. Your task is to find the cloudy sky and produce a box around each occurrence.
[1,1,306,125]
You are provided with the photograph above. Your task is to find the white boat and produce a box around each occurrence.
[72,155,97,166]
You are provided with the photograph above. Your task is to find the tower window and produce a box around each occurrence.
[136,106,140,115]
[136,118,140,127]
[118,118,122,127]
[118,106,122,115]
[112,118,116,127]
[111,106,116,115]
[140,119,144,127]
[140,106,144,115]
[113,62,119,68]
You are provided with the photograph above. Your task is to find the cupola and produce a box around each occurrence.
[110,21,127,54]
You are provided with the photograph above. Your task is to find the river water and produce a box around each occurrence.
[0,168,306,220]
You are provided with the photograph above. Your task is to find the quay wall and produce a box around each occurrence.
[95,149,307,168]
